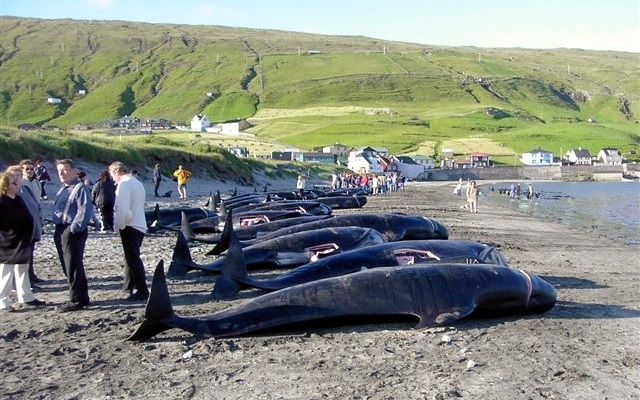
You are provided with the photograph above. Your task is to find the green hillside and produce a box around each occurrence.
[0,17,638,163]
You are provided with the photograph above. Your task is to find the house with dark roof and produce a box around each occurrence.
[392,155,425,179]
[347,147,386,174]
[565,148,592,165]
[597,147,623,165]
[521,147,554,165]
[190,114,210,132]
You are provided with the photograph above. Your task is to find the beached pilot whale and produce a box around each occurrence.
[213,237,509,298]
[208,212,449,256]
[128,261,557,340]
[167,226,388,276]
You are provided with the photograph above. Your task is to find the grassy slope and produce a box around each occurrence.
[0,17,638,165]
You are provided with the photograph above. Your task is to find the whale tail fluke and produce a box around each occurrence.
[212,226,247,299]
[127,260,175,341]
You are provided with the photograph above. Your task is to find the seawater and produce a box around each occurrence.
[483,181,640,245]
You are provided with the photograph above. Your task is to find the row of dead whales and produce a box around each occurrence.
[129,187,556,341]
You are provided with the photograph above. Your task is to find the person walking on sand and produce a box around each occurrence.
[91,170,116,232]
[52,159,93,312]
[173,165,192,200]
[0,172,46,312]
[34,157,52,200]
[466,180,478,213]
[110,161,149,301]
[152,163,162,197]
[296,175,306,199]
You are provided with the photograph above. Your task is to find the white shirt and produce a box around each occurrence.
[114,174,147,233]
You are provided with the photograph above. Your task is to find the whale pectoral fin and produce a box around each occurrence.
[415,303,478,329]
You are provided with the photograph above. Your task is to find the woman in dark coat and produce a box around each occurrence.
[0,172,45,312]
[91,169,116,232]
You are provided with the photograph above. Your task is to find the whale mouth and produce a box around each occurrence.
[394,249,441,265]
[518,269,533,309]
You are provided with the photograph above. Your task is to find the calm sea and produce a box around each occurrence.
[483,181,640,245]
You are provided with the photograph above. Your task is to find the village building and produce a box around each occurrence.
[301,152,337,164]
[114,116,140,129]
[190,114,210,132]
[521,147,554,165]
[140,118,172,131]
[454,152,490,168]
[217,120,251,135]
[565,148,592,165]
[392,156,425,179]
[313,143,350,156]
[597,147,623,165]
[272,149,304,162]
[347,147,387,174]
[411,155,436,170]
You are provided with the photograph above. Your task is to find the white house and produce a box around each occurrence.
[521,147,554,165]
[190,114,210,132]
[597,147,623,165]
[347,148,385,174]
[565,148,592,165]
[216,120,251,135]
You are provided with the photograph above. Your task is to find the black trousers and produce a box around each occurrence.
[99,206,114,231]
[153,180,161,197]
[119,226,148,295]
[53,224,90,305]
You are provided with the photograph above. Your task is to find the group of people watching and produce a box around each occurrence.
[0,159,152,313]
[330,171,406,194]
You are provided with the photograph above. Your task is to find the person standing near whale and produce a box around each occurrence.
[173,165,191,201]
[52,159,93,312]
[109,161,149,301]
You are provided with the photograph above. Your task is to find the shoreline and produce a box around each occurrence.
[1,179,639,399]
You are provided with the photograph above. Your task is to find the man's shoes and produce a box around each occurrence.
[42,195,48,200]
[57,301,88,313]
[25,299,46,307]
[1,306,15,313]
[125,292,149,302]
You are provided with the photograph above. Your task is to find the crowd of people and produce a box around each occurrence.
[0,157,158,313]
[329,171,406,194]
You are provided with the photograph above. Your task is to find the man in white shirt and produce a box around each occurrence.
[109,161,149,301]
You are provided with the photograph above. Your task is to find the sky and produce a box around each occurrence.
[1,0,638,53]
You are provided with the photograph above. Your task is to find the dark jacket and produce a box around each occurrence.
[0,195,34,264]
[92,178,116,209]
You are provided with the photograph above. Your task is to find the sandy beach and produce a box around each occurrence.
[1,172,639,400]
